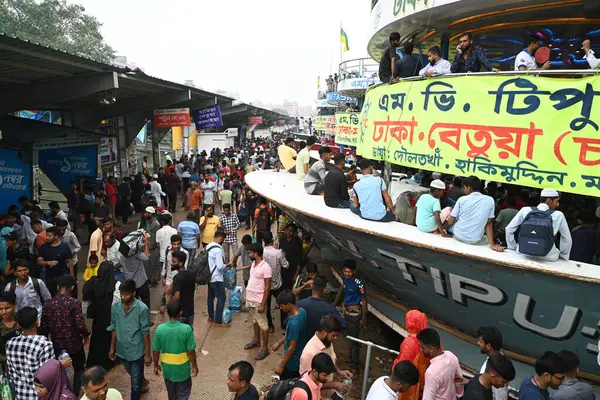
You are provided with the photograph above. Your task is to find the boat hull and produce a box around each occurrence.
[277,205,600,376]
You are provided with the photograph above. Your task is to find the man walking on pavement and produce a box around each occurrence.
[153,300,198,400]
[141,207,161,284]
[178,211,201,262]
[120,233,151,323]
[200,206,221,248]
[108,280,151,400]
[262,231,288,333]
[56,219,81,297]
[170,251,196,328]
[206,230,229,327]
[37,226,74,297]
[252,198,274,246]
[41,274,90,395]
[220,203,240,264]
[244,243,272,361]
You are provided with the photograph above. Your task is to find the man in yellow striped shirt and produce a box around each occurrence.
[152,301,198,400]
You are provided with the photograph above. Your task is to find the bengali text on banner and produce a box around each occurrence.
[335,112,360,146]
[357,75,600,196]
[315,115,336,135]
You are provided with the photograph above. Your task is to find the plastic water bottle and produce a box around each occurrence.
[229,286,242,312]
[222,307,232,324]
[59,350,71,377]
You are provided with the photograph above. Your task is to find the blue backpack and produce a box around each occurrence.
[518,207,555,257]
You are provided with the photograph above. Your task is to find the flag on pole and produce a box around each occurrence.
[340,28,350,52]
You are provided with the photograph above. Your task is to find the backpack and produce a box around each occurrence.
[8,278,44,304]
[266,376,312,400]
[189,244,221,285]
[517,207,556,257]
[140,193,157,209]
[256,207,271,232]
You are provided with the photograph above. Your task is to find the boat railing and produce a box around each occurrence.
[377,68,600,87]
[338,58,380,81]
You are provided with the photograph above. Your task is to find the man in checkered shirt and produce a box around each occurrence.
[6,306,55,400]
[220,203,240,264]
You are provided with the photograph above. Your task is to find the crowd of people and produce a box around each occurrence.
[378,31,600,82]
[0,129,597,400]
[276,136,600,264]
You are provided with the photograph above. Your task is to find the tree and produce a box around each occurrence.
[0,0,115,63]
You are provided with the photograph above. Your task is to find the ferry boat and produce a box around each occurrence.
[247,0,600,389]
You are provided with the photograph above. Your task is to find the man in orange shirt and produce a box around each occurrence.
[189,181,203,221]
[290,353,336,400]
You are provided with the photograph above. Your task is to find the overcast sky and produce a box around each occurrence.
[69,0,370,107]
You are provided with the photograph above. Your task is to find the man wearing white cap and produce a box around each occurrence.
[505,188,572,261]
[149,174,165,207]
[411,179,451,236]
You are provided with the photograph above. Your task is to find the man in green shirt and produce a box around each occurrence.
[152,300,198,400]
[108,280,151,400]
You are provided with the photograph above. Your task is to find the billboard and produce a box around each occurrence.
[194,105,223,129]
[154,108,191,128]
[0,148,31,213]
[38,145,98,194]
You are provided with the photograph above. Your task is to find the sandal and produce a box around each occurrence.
[255,350,270,360]
[244,341,260,350]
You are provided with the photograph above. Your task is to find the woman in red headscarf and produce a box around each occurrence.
[394,310,429,400]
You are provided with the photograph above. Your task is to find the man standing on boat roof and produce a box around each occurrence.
[515,36,550,71]
[333,259,367,373]
[379,32,401,83]
[451,32,500,74]
[582,39,600,69]
[504,188,572,261]
[445,176,504,252]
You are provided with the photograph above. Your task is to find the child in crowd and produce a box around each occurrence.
[83,255,99,281]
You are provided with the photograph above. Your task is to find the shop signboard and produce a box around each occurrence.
[153,108,191,128]
[194,106,223,129]
[38,145,98,194]
[248,116,263,124]
[0,148,31,213]
[314,116,336,135]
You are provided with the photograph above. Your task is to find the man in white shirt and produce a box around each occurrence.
[419,46,452,77]
[149,174,165,207]
[366,361,419,400]
[583,39,600,69]
[505,188,572,261]
[155,213,178,269]
[515,36,550,71]
[207,230,228,327]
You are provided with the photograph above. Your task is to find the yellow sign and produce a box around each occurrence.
[357,75,600,196]
[335,112,360,146]
[315,115,336,135]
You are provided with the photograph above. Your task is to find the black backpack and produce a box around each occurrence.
[256,207,271,232]
[8,278,45,304]
[266,376,312,400]
[517,207,556,257]
[190,244,221,285]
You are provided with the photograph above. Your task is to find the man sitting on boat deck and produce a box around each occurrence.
[504,189,572,262]
[445,176,504,252]
[411,179,451,236]
[278,137,297,173]
[324,153,351,208]
[296,137,316,180]
[419,46,452,77]
[304,146,333,196]
[350,159,398,222]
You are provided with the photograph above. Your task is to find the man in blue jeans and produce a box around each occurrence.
[108,279,151,400]
[206,230,229,327]
[351,159,398,222]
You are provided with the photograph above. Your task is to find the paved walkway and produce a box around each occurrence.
[103,209,285,399]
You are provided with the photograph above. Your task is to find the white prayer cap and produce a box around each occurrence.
[430,179,446,190]
[540,188,559,198]
[145,206,156,213]
[152,174,159,179]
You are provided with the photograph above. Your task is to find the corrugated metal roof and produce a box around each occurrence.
[0,33,288,118]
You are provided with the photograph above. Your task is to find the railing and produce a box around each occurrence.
[338,58,380,81]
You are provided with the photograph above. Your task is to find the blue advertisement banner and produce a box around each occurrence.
[0,148,31,213]
[326,91,357,104]
[194,105,223,129]
[38,145,98,194]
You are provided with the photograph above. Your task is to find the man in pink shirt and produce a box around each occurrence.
[243,243,272,361]
[418,328,464,400]
[290,353,336,400]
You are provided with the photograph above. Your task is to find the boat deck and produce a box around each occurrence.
[245,170,599,283]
